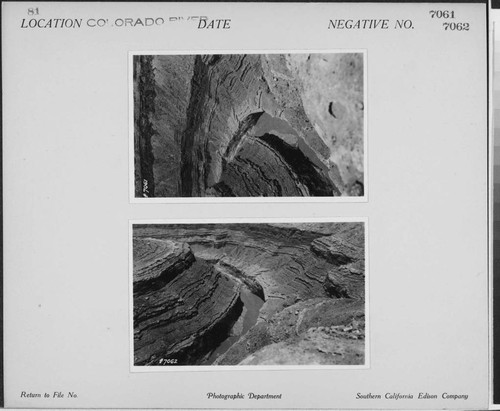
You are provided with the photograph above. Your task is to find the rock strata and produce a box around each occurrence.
[133,53,364,197]
[134,255,243,365]
[216,298,365,365]
[133,223,365,365]
[133,238,195,294]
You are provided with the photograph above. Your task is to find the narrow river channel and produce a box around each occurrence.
[204,287,264,364]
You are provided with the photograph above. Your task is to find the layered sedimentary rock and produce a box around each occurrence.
[133,223,365,365]
[133,238,195,293]
[134,252,243,365]
[134,53,364,197]
[224,299,365,365]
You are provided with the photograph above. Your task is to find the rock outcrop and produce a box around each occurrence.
[134,255,243,365]
[133,223,365,366]
[133,53,364,197]
[230,299,365,365]
[133,238,195,293]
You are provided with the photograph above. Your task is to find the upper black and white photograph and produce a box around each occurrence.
[132,52,366,199]
[131,221,366,367]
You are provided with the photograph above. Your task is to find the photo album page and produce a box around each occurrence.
[2,1,491,409]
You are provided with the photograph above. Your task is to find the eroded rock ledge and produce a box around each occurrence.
[134,53,364,197]
[133,223,365,365]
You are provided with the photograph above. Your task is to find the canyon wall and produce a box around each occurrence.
[133,53,364,197]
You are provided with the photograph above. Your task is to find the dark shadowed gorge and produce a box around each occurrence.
[133,53,364,197]
[133,55,157,197]
[133,223,365,366]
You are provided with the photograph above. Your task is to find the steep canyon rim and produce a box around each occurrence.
[132,222,366,367]
[132,52,365,198]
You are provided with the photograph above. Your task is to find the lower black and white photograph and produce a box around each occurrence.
[131,220,367,368]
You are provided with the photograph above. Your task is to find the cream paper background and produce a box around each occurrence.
[2,2,488,409]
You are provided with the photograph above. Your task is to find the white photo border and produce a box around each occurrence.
[128,216,370,372]
[128,49,368,203]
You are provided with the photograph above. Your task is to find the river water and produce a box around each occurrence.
[253,112,330,176]
[203,287,264,364]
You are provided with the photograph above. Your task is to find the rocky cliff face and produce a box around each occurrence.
[133,53,364,197]
[133,223,365,365]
